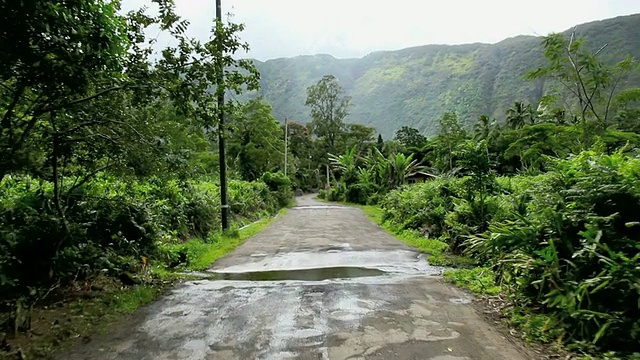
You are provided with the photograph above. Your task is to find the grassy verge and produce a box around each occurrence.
[178,208,287,271]
[2,209,285,359]
[355,204,474,267]
[443,267,501,295]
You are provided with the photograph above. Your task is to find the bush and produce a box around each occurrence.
[260,171,294,207]
[0,174,290,303]
[379,152,640,353]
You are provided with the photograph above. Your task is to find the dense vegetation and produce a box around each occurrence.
[0,1,299,352]
[2,1,639,359]
[246,14,640,137]
[322,30,640,357]
[0,4,387,354]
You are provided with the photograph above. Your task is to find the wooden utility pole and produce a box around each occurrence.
[216,0,229,230]
[284,117,288,177]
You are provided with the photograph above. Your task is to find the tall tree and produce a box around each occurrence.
[227,99,284,181]
[526,30,637,128]
[305,75,351,153]
[394,126,427,149]
[341,123,376,153]
[376,134,384,151]
[285,121,318,188]
[506,102,528,130]
[437,112,466,172]
[473,115,493,140]
[0,0,131,180]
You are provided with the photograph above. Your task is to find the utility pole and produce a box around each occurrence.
[216,0,229,230]
[326,164,330,189]
[284,117,288,177]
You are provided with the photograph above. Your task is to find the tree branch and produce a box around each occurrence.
[567,45,601,122]
[67,163,114,195]
[0,81,15,93]
[37,86,128,115]
[57,120,112,135]
[1,84,25,133]
[14,113,41,152]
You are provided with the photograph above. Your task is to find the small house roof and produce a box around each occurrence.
[406,171,437,178]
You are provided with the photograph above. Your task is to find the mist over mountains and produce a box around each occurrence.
[244,14,640,138]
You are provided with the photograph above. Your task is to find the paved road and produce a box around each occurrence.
[62,195,532,360]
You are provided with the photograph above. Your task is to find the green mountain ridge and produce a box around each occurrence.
[246,14,640,138]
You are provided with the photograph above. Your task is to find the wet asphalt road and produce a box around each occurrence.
[62,195,532,360]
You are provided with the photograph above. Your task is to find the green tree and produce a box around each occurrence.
[362,148,421,190]
[0,0,131,180]
[341,123,376,153]
[228,99,284,181]
[436,112,466,172]
[456,139,495,235]
[285,121,319,190]
[305,75,351,153]
[157,17,259,131]
[506,101,532,130]
[376,134,384,151]
[329,146,360,185]
[394,126,427,149]
[611,87,640,131]
[472,115,494,140]
[527,31,637,128]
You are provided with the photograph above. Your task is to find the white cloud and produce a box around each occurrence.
[122,0,640,60]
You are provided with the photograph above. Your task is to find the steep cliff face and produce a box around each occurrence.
[245,14,640,137]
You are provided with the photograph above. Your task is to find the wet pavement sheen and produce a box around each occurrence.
[61,195,533,360]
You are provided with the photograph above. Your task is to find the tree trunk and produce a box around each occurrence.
[50,120,71,278]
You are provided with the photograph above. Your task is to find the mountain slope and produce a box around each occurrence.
[247,14,640,138]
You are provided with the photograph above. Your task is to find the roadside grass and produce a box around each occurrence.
[351,203,474,268]
[442,267,501,296]
[180,208,287,271]
[2,209,286,359]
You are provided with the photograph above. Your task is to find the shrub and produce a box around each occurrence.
[379,152,640,354]
[260,171,294,207]
[0,174,290,303]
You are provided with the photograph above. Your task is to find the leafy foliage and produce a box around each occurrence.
[322,145,422,204]
[378,153,640,354]
[228,99,284,181]
[365,30,640,356]
[0,0,291,346]
[306,75,351,153]
[0,175,286,301]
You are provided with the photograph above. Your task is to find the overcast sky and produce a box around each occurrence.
[123,0,640,61]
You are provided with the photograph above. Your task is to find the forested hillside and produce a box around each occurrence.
[248,14,640,137]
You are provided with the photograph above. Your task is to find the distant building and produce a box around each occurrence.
[405,171,437,184]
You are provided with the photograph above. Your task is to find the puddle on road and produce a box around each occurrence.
[188,266,386,282]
